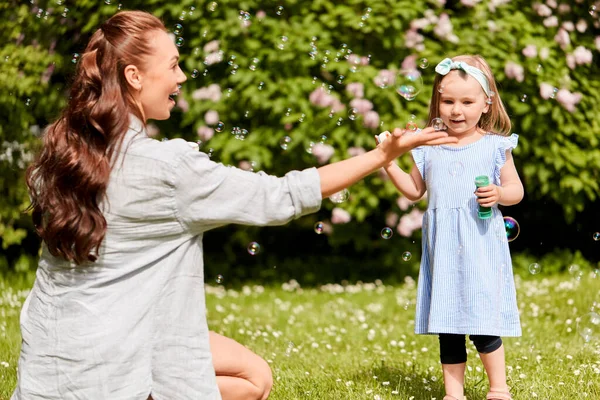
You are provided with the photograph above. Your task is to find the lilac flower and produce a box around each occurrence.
[573,46,593,65]
[177,98,189,112]
[203,40,220,53]
[522,45,537,58]
[595,36,600,52]
[346,82,364,98]
[312,143,335,164]
[539,47,550,60]
[331,207,351,224]
[363,111,380,129]
[374,69,396,88]
[543,16,558,28]
[349,98,373,114]
[401,55,418,71]
[562,21,575,32]
[504,62,524,82]
[348,147,366,157]
[556,89,582,112]
[539,83,556,100]
[576,19,588,33]
[192,84,222,102]
[204,51,224,65]
[554,28,570,51]
[197,126,214,141]
[533,3,552,17]
[204,110,219,125]
[386,212,399,227]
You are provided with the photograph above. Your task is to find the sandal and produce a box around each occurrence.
[486,391,512,400]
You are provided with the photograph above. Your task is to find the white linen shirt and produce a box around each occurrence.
[12,117,322,399]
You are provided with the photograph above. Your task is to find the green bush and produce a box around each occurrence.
[1,0,598,276]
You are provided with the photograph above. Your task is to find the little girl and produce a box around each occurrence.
[384,55,524,400]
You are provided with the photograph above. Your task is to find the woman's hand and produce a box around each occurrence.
[476,184,503,207]
[377,127,458,164]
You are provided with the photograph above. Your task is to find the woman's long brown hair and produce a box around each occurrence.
[26,11,166,264]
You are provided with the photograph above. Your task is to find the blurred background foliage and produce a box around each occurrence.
[0,0,599,284]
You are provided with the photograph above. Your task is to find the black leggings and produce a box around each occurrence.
[438,334,502,364]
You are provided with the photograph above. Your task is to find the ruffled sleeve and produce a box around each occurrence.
[494,133,518,185]
[410,146,427,181]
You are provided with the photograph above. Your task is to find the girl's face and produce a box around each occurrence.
[438,71,489,138]
[137,30,187,121]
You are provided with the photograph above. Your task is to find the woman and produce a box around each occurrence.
[13,10,456,400]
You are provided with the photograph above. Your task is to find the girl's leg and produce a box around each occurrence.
[471,336,509,394]
[439,334,467,399]
[210,331,273,400]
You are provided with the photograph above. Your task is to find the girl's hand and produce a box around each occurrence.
[475,184,503,207]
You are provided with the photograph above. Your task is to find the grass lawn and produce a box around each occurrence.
[1,271,599,399]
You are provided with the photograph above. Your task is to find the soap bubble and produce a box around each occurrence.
[594,232,600,241]
[431,118,445,131]
[503,217,520,242]
[528,263,541,275]
[381,227,393,239]
[173,23,183,35]
[215,121,224,132]
[348,108,358,120]
[314,222,325,234]
[405,121,418,131]
[247,242,261,255]
[396,69,423,101]
[577,312,600,342]
[418,58,429,69]
[402,251,412,261]
[215,274,224,284]
[207,2,218,12]
[329,189,349,204]
[520,94,528,102]
[191,69,199,78]
[175,37,184,47]
[279,136,292,150]
[568,264,583,281]
[448,161,464,177]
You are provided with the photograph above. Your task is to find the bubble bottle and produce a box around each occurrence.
[474,175,493,219]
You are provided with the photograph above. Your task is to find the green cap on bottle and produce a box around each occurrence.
[474,175,493,219]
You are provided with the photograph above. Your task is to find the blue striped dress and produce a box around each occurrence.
[410,133,521,337]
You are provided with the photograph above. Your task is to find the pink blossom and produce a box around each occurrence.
[595,36,600,52]
[522,45,537,58]
[576,19,588,33]
[566,54,576,70]
[320,221,333,235]
[557,4,570,13]
[330,100,346,113]
[192,84,222,102]
[360,56,370,66]
[203,40,220,53]
[397,208,424,237]
[434,13,453,39]
[256,10,266,19]
[309,87,337,108]
[347,54,361,67]
[177,98,189,112]
[556,89,582,112]
[331,207,351,224]
[41,63,55,84]
[410,18,430,30]
[546,0,557,8]
[573,46,593,65]
[554,28,570,51]
[284,123,292,131]
[196,126,214,141]
[533,3,552,17]
[349,98,373,114]
[346,82,364,98]
[504,62,524,82]
[396,196,414,211]
[539,83,556,99]
[543,16,558,28]
[312,143,335,164]
[561,21,574,32]
[405,29,424,49]
[539,47,550,60]
[385,212,399,227]
[363,111,380,129]
[374,69,396,88]
[348,146,366,157]
[146,123,160,138]
[204,51,224,65]
[401,55,418,71]
[238,161,253,171]
[204,110,219,125]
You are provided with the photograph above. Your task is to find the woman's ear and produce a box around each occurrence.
[124,65,142,91]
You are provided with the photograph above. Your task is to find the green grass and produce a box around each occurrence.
[1,272,599,399]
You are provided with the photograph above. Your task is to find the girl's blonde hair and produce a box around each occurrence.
[427,54,511,136]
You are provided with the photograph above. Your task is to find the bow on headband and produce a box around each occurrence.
[434,58,491,97]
